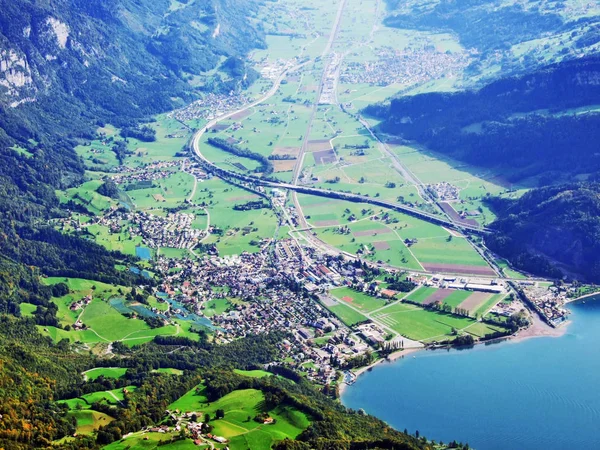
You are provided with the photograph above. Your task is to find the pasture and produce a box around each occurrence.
[58,180,118,215]
[202,298,231,317]
[68,410,114,435]
[39,278,181,347]
[192,178,278,256]
[83,367,127,381]
[233,369,272,379]
[104,431,203,450]
[197,388,309,448]
[168,384,310,449]
[152,368,184,376]
[296,192,492,272]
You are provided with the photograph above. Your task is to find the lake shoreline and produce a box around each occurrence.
[340,308,572,396]
[566,290,600,304]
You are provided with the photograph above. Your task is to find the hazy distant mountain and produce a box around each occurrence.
[383,0,600,82]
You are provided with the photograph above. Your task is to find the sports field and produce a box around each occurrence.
[330,287,388,313]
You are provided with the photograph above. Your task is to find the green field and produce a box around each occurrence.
[409,237,490,267]
[104,431,204,450]
[68,410,114,435]
[152,368,184,376]
[495,258,528,279]
[233,369,272,379]
[38,278,180,347]
[373,302,477,342]
[203,298,231,317]
[327,303,368,327]
[41,277,128,327]
[19,302,37,317]
[441,290,472,308]
[330,287,388,313]
[169,387,310,450]
[59,386,137,410]
[83,367,127,381]
[57,180,118,215]
[191,178,278,256]
[405,286,437,304]
[473,294,506,317]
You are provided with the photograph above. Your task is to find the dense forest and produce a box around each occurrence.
[368,56,600,183]
[486,183,600,281]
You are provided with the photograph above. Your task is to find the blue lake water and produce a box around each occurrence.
[341,298,600,450]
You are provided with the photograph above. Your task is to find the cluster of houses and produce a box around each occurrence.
[111,160,181,185]
[171,91,252,122]
[519,282,569,325]
[152,239,387,385]
[426,182,461,202]
[144,410,229,447]
[340,45,470,87]
[130,211,205,249]
[95,210,205,250]
[69,294,92,311]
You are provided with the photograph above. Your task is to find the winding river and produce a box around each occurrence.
[342,298,600,450]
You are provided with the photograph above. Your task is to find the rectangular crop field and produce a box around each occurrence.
[405,286,437,304]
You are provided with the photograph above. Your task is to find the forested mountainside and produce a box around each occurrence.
[0,0,264,295]
[368,56,600,183]
[486,184,600,282]
[383,0,600,80]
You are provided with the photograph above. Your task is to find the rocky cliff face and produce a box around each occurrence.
[0,0,264,112]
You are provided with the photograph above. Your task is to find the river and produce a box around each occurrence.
[341,298,600,449]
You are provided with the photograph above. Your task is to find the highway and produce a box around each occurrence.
[189,137,490,235]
